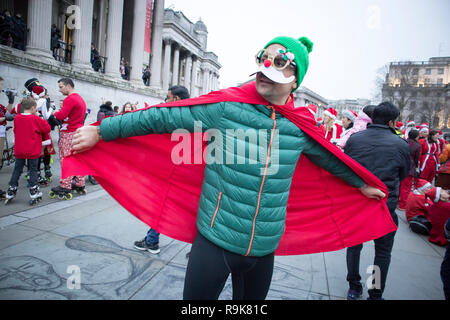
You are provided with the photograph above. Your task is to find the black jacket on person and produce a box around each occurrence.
[97,104,116,122]
[344,124,410,210]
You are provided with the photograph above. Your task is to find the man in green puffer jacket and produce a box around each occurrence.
[71,36,385,300]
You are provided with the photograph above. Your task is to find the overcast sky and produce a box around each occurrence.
[165,0,450,101]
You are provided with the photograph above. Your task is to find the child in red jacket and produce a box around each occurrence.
[5,98,51,205]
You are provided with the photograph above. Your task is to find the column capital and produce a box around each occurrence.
[163,37,173,45]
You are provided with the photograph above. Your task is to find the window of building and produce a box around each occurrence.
[437,78,443,84]
[425,68,431,75]
[424,78,431,84]
[438,68,444,74]
[412,68,419,75]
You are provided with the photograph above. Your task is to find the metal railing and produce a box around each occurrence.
[53,40,74,64]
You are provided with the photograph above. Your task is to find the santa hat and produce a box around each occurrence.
[420,122,429,128]
[419,127,429,134]
[342,109,357,122]
[438,130,443,136]
[323,107,337,120]
[415,179,432,193]
[395,121,404,129]
[407,120,415,127]
[307,104,318,118]
[317,117,322,122]
[425,187,442,203]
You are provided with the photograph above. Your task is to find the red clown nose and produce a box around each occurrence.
[264,59,272,68]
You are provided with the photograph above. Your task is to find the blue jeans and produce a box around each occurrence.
[145,228,160,245]
[346,208,399,299]
[9,158,39,188]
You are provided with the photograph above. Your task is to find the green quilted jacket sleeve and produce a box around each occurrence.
[301,133,365,188]
[99,103,225,141]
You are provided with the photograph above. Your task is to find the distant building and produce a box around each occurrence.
[327,98,371,118]
[382,56,450,130]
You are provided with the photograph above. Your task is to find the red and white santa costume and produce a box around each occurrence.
[323,107,342,144]
[405,179,442,223]
[419,135,440,183]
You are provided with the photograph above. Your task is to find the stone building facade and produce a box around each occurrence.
[0,0,221,123]
[382,57,450,130]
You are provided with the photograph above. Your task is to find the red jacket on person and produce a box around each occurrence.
[54,93,86,132]
[13,113,51,159]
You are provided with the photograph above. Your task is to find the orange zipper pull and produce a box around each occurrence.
[267,105,276,120]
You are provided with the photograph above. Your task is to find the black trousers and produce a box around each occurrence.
[9,158,39,188]
[346,208,399,299]
[183,232,275,300]
[441,244,450,300]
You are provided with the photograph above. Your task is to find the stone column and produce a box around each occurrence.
[190,57,199,97]
[184,54,192,90]
[149,0,165,89]
[104,0,124,77]
[129,0,147,82]
[26,0,53,59]
[171,44,180,85]
[202,67,209,94]
[72,0,94,68]
[162,38,172,92]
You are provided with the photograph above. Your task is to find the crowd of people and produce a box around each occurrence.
[1,34,449,301]
[0,9,26,50]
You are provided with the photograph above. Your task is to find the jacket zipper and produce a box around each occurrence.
[245,106,277,256]
[210,192,223,228]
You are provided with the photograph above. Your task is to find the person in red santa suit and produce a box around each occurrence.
[403,120,416,140]
[405,179,449,235]
[437,130,447,155]
[428,200,450,247]
[419,129,440,183]
[398,129,421,210]
[322,106,342,144]
[305,103,325,134]
[28,81,57,185]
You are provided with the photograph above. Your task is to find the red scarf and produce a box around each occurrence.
[62,82,396,255]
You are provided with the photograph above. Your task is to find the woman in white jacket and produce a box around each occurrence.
[337,105,376,150]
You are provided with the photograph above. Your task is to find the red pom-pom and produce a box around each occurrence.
[32,86,44,95]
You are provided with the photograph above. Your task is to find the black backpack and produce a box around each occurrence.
[409,215,432,235]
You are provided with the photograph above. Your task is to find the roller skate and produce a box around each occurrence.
[4,186,17,205]
[49,186,73,200]
[29,185,43,206]
[71,184,87,195]
[44,165,52,183]
[38,174,50,187]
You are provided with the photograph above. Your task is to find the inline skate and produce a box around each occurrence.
[4,186,17,205]
[44,165,52,183]
[48,186,73,200]
[71,184,87,195]
[38,173,50,187]
[29,185,43,205]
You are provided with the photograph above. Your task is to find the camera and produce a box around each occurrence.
[2,88,18,96]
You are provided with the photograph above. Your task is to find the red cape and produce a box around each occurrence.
[62,82,397,255]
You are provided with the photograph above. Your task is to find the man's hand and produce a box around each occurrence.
[440,189,450,202]
[71,125,101,154]
[359,184,386,200]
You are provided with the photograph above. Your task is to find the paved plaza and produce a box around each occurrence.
[0,145,447,300]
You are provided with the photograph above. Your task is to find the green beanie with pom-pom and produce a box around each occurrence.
[264,36,313,91]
